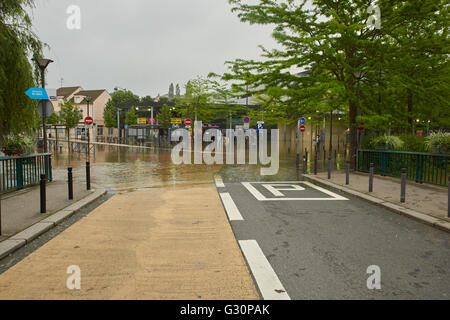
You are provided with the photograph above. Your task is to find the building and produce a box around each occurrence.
[53,86,112,138]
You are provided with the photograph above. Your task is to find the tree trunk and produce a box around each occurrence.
[407,89,413,132]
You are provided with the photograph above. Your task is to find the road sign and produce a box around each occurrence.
[243,116,250,124]
[124,125,129,129]
[300,117,306,125]
[357,122,365,131]
[300,125,306,133]
[171,118,182,124]
[84,116,94,126]
[184,118,192,126]
[37,100,54,117]
[46,88,57,100]
[244,123,250,129]
[26,88,49,100]
[137,118,146,124]
[257,121,264,130]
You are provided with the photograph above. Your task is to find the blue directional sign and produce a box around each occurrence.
[300,117,306,125]
[25,88,48,100]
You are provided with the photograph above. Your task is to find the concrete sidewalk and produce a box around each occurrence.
[0,183,259,299]
[0,181,92,238]
[308,171,448,221]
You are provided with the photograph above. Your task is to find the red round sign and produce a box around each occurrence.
[357,122,365,131]
[184,118,192,126]
[84,116,93,126]
[300,125,306,133]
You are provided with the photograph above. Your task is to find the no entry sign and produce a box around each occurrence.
[184,118,192,126]
[300,125,306,133]
[84,116,94,126]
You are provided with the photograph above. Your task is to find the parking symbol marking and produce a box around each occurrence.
[242,181,348,201]
[262,184,305,197]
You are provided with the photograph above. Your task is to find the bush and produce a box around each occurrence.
[399,135,427,153]
[372,135,404,150]
[425,132,450,154]
[1,134,35,156]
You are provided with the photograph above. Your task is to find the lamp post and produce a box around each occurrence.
[353,70,365,169]
[114,87,127,141]
[33,58,54,154]
[85,96,92,160]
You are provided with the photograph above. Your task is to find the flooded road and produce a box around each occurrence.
[51,144,345,192]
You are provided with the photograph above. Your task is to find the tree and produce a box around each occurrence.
[223,0,449,168]
[125,108,138,125]
[46,112,60,125]
[103,90,140,129]
[59,100,82,149]
[0,0,43,144]
[168,83,175,99]
[157,105,172,129]
[176,84,181,97]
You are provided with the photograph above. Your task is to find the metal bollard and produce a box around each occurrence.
[296,153,300,169]
[369,163,374,192]
[86,162,91,191]
[448,176,449,218]
[328,158,331,179]
[346,161,350,185]
[400,168,406,203]
[303,156,307,174]
[40,174,46,213]
[68,167,73,200]
[314,151,318,175]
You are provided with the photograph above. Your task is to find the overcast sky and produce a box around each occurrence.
[29,0,278,97]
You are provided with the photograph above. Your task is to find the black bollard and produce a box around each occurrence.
[400,168,406,203]
[369,163,374,192]
[40,174,46,213]
[328,158,332,179]
[86,162,91,191]
[296,153,300,169]
[314,151,318,175]
[346,161,350,185]
[68,167,73,200]
[303,156,307,174]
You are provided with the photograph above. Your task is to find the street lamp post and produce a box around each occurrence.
[33,58,54,155]
[353,70,365,169]
[85,96,92,160]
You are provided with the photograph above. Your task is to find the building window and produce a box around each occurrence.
[108,128,114,136]
[97,125,104,136]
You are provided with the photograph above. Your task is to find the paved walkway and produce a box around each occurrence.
[1,181,91,238]
[0,183,259,299]
[313,171,448,221]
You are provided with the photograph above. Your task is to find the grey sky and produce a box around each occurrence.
[30,0,278,97]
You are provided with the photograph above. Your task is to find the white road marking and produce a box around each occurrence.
[238,240,291,300]
[214,175,225,188]
[262,184,305,197]
[219,193,244,221]
[242,181,349,201]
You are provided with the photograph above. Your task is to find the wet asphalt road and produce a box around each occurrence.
[217,172,450,300]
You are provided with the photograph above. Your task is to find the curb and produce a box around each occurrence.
[0,189,107,260]
[303,175,450,233]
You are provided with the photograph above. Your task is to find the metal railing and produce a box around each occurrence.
[0,153,52,193]
[358,150,449,186]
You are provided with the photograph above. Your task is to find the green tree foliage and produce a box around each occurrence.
[0,0,43,143]
[175,84,181,97]
[103,90,140,129]
[46,111,60,124]
[223,0,449,167]
[157,104,172,129]
[168,83,174,99]
[59,100,82,144]
[125,108,138,125]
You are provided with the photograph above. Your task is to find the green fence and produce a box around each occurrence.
[0,153,52,194]
[357,150,449,186]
